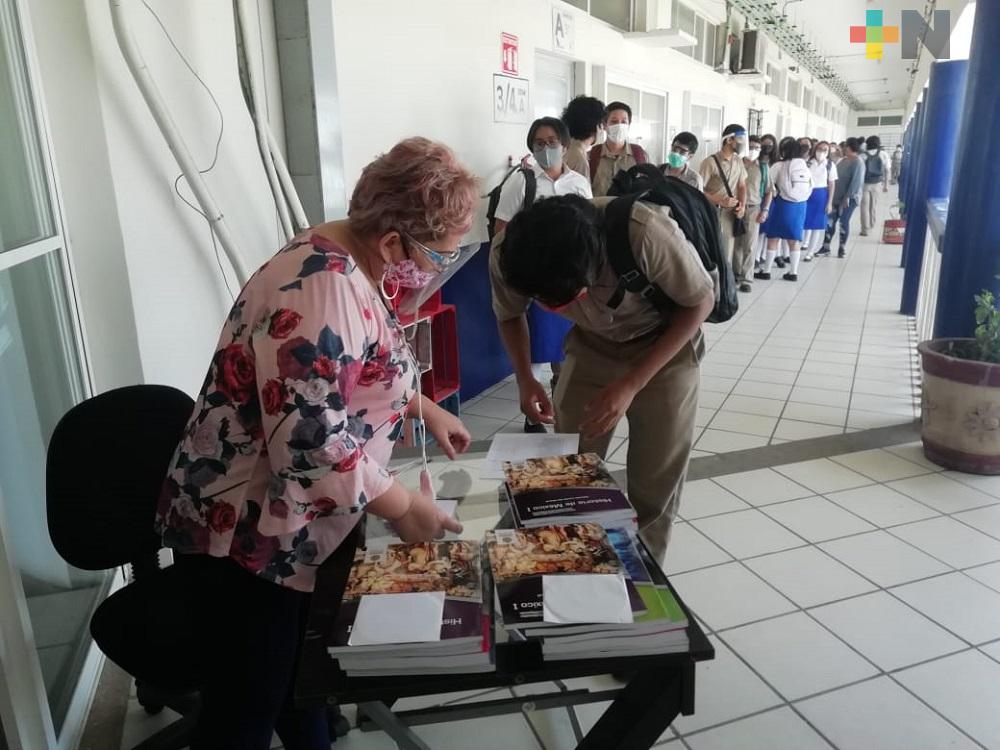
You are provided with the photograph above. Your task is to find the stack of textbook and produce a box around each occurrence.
[486,523,689,660]
[502,453,638,532]
[328,540,492,676]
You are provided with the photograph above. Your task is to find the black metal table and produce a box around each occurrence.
[294,447,715,749]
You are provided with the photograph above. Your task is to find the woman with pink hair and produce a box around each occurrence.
[154,137,477,748]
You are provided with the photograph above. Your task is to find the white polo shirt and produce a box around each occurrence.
[494,163,593,223]
[808,158,838,188]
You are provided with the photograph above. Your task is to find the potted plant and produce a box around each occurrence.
[919,291,1000,473]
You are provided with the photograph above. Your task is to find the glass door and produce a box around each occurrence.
[0,0,105,747]
[534,51,576,119]
[689,103,723,171]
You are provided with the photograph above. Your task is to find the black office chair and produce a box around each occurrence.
[47,384,202,749]
[46,384,351,748]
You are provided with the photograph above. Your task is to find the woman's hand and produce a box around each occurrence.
[422,404,471,460]
[756,208,769,224]
[579,377,639,440]
[392,471,463,542]
[519,378,555,425]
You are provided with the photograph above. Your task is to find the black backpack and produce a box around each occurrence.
[864,149,885,184]
[604,164,738,324]
[486,165,537,240]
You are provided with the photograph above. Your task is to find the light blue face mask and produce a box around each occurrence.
[534,145,563,170]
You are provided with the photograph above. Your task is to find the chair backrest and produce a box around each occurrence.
[46,385,194,570]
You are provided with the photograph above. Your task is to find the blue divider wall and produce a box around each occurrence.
[899,60,968,315]
[441,241,513,400]
[934,1,1000,339]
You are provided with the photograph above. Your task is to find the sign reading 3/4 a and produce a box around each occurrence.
[493,74,530,124]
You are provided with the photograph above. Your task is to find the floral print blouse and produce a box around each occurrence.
[156,233,416,592]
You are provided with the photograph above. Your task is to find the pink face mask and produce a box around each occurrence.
[385,259,437,289]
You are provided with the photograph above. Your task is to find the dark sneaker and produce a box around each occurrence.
[739,282,752,293]
[754,271,771,281]
[524,419,547,434]
[783,272,798,281]
[815,247,831,256]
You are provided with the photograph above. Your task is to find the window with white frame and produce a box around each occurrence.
[787,78,801,106]
[607,80,668,162]
[672,0,718,66]
[561,0,632,31]
[766,63,784,99]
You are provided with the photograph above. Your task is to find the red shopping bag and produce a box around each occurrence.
[883,205,905,245]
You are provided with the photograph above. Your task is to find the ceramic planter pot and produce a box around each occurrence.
[919,338,1000,474]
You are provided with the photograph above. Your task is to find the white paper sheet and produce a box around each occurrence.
[482,433,581,480]
[349,591,446,646]
[542,574,633,625]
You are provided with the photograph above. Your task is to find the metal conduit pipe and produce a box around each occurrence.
[233,0,293,240]
[109,0,251,285]
[266,127,310,231]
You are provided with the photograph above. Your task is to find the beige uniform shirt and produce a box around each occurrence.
[564,139,591,180]
[665,163,703,191]
[699,152,747,204]
[591,144,641,197]
[743,160,773,208]
[490,198,714,346]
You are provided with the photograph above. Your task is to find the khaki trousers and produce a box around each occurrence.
[553,327,702,567]
[861,183,881,234]
[733,205,761,285]
[718,207,736,266]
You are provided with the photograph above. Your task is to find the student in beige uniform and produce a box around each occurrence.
[560,95,607,181]
[589,102,649,197]
[490,195,714,564]
[699,124,749,266]
[734,135,773,293]
[662,131,704,190]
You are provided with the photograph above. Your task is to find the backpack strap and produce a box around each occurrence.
[522,168,537,209]
[589,146,603,183]
[604,193,675,315]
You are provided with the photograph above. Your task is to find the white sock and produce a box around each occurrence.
[789,248,802,275]
[808,230,824,256]
[530,363,543,381]
[782,240,791,260]
[764,249,777,273]
[801,230,814,255]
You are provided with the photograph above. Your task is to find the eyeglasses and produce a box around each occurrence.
[402,233,461,271]
[532,138,562,149]
[671,145,691,157]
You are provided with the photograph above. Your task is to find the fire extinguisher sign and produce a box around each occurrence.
[501,32,519,76]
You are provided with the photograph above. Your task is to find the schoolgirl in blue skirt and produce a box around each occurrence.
[754,138,814,282]
[802,142,837,261]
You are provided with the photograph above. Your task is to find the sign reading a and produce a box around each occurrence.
[501,32,519,75]
[493,74,530,124]
[553,7,575,54]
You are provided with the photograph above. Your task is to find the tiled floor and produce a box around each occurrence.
[461,191,920,459]
[663,443,1000,749]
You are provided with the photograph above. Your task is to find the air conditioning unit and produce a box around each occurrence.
[739,29,767,73]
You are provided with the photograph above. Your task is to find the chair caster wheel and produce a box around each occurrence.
[328,711,351,738]
[136,682,166,715]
